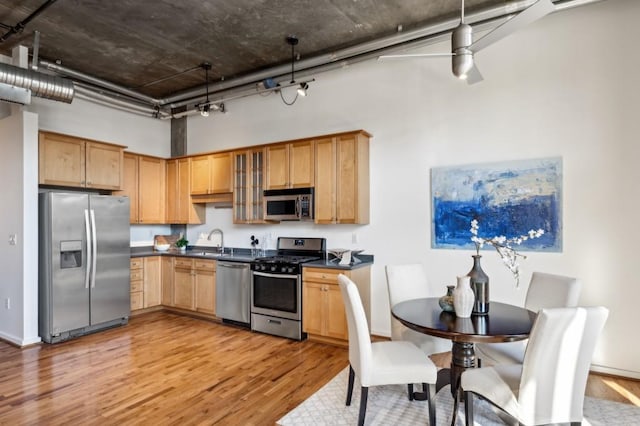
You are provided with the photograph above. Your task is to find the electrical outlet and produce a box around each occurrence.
[351,233,358,244]
[5,298,9,309]
[8,234,17,245]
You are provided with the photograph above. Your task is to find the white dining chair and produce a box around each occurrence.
[385,264,451,355]
[475,271,581,365]
[461,306,609,426]
[338,274,438,426]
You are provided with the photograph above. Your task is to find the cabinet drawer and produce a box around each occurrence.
[175,258,194,268]
[130,280,143,292]
[130,270,143,281]
[130,291,143,310]
[303,268,342,284]
[130,258,143,269]
[194,259,215,271]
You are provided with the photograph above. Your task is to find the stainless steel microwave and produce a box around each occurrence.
[263,188,314,221]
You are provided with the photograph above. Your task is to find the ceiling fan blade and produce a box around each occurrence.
[465,64,484,85]
[378,53,453,60]
[470,0,555,53]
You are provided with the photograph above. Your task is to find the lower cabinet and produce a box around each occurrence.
[174,258,195,310]
[130,258,144,311]
[194,260,216,315]
[161,256,174,306]
[143,256,162,308]
[172,257,216,315]
[302,266,371,345]
[130,256,161,312]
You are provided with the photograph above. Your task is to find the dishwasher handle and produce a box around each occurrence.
[217,261,250,269]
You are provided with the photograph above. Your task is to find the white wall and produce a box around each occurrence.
[186,0,640,377]
[0,111,40,345]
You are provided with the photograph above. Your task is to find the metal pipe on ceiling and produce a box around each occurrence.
[0,62,74,103]
[74,85,169,118]
[38,59,164,106]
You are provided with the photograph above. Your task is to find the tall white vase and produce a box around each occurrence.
[453,275,474,318]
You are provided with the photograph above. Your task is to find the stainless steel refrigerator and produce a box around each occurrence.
[39,192,131,343]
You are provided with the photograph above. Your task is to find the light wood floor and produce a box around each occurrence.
[0,312,637,425]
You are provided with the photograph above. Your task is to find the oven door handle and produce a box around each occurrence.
[253,271,298,279]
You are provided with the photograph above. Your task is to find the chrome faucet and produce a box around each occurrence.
[207,228,224,252]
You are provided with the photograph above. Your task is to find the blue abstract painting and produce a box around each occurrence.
[431,157,562,252]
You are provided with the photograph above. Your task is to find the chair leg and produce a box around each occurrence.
[346,365,355,406]
[408,383,414,401]
[358,386,369,426]
[425,383,436,426]
[464,391,474,426]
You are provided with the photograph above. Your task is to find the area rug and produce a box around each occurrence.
[277,368,640,425]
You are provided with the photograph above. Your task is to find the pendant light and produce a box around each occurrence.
[280,35,310,105]
[199,62,212,117]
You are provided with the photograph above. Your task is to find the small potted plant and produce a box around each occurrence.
[175,237,189,253]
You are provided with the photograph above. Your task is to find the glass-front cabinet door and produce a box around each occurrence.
[233,147,266,224]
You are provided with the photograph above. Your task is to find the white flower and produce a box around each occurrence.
[470,220,544,287]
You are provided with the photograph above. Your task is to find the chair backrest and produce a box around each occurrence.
[525,272,581,313]
[338,274,373,384]
[385,264,430,340]
[518,306,609,425]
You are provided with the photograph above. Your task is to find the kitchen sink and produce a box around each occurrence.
[193,251,231,257]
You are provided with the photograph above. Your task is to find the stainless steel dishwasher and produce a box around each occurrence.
[216,261,251,327]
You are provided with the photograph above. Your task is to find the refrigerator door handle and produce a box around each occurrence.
[84,209,91,289]
[90,209,98,288]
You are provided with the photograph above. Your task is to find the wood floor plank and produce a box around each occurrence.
[0,311,637,425]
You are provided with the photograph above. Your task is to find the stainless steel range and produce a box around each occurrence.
[250,237,326,340]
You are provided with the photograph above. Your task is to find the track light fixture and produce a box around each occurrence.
[297,82,309,97]
[279,35,310,106]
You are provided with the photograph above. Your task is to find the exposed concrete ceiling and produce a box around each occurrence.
[0,1,512,96]
[0,0,598,115]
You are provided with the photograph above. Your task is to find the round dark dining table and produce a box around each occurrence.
[391,297,537,398]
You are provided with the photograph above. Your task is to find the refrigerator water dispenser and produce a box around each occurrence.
[60,240,82,268]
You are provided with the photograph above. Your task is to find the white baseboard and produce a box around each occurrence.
[0,331,41,347]
[590,364,640,380]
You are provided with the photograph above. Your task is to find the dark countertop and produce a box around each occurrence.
[130,246,257,263]
[304,254,374,270]
[130,246,373,269]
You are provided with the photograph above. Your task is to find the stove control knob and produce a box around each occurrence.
[281,266,288,273]
[270,265,277,272]
[287,266,295,274]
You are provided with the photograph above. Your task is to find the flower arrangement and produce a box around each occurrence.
[470,219,544,287]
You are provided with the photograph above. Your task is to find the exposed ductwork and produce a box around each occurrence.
[0,62,74,103]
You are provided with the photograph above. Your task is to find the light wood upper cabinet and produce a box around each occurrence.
[314,131,370,224]
[265,140,314,189]
[39,131,124,190]
[166,158,205,224]
[118,153,139,223]
[138,155,166,223]
[115,152,165,224]
[190,152,233,195]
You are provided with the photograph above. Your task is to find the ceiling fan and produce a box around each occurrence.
[379,0,555,84]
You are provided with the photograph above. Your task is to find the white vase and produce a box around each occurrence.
[453,275,474,318]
